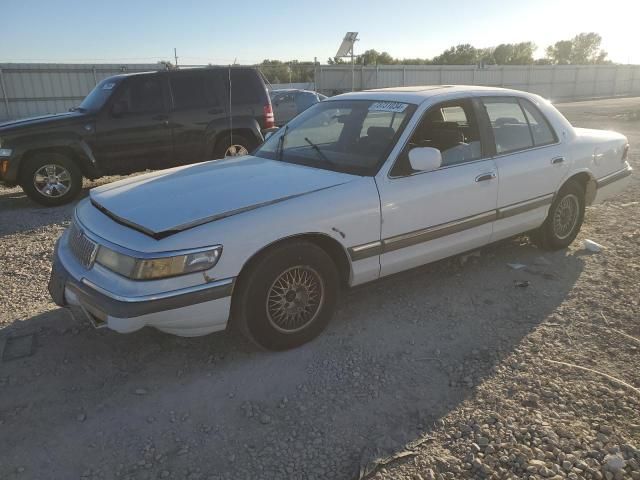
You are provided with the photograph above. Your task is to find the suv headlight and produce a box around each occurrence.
[95,245,222,280]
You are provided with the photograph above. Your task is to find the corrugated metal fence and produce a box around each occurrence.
[1,63,639,122]
[314,64,640,100]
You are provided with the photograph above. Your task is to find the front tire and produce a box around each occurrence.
[531,180,585,250]
[19,152,82,206]
[232,241,339,351]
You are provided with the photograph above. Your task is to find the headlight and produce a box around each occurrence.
[0,148,13,157]
[95,245,222,280]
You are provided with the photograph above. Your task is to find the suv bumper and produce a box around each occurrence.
[48,242,235,337]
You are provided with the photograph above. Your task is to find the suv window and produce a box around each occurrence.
[114,76,164,115]
[519,99,557,146]
[482,98,533,154]
[171,73,220,110]
[393,99,482,175]
[230,70,262,105]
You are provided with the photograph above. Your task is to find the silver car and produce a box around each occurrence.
[270,89,327,126]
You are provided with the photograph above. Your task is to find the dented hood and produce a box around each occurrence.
[89,156,356,239]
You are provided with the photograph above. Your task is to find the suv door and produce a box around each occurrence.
[377,98,499,277]
[168,70,227,167]
[478,96,567,241]
[94,74,172,174]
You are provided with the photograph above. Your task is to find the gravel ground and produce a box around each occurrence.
[0,97,638,480]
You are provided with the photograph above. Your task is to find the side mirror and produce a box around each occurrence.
[263,126,280,140]
[408,147,442,172]
[111,100,129,117]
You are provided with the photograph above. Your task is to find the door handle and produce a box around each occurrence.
[551,156,565,165]
[475,172,496,182]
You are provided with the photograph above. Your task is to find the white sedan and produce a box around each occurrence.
[48,86,632,350]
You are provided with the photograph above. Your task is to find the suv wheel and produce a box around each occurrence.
[20,152,82,206]
[232,241,339,351]
[214,134,255,159]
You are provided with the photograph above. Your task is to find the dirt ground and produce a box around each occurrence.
[0,97,638,480]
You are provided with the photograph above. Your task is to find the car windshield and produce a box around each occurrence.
[253,99,416,176]
[77,77,122,112]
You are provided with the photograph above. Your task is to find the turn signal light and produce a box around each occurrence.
[0,160,8,178]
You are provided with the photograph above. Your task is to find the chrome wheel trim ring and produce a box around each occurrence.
[553,193,580,240]
[224,144,249,157]
[33,164,72,198]
[266,265,325,334]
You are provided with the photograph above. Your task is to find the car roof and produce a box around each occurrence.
[106,66,257,81]
[331,85,529,104]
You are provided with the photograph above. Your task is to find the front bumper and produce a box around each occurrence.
[48,245,235,337]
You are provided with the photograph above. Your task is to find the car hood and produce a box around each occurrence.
[89,156,357,239]
[0,111,88,133]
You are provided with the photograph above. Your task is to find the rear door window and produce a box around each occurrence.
[482,98,533,154]
[519,99,557,146]
[170,73,220,110]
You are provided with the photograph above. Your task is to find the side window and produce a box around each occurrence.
[118,77,164,114]
[519,99,557,146]
[229,70,261,105]
[410,99,482,167]
[482,98,533,154]
[171,74,219,110]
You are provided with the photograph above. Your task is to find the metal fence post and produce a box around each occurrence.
[572,67,579,100]
[402,66,406,86]
[92,66,97,86]
[0,68,10,120]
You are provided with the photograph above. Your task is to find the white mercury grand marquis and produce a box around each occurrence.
[49,86,632,350]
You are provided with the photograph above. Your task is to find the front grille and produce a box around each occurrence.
[68,220,98,268]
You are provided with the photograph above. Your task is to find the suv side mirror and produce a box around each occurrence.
[111,99,129,117]
[408,147,442,172]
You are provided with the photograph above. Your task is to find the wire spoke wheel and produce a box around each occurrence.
[553,193,580,240]
[224,144,249,157]
[33,163,72,197]
[266,265,325,334]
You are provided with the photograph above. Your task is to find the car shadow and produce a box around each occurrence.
[0,238,584,479]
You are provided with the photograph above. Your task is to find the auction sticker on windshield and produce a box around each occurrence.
[368,102,408,113]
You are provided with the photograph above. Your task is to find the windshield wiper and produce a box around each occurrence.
[277,125,289,160]
[304,137,332,164]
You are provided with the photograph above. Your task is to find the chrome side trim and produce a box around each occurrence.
[349,192,558,260]
[596,165,633,188]
[382,210,497,253]
[348,241,383,261]
[80,277,235,303]
[496,193,554,220]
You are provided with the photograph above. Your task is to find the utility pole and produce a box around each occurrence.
[174,48,179,68]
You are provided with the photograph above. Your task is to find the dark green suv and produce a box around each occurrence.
[0,67,274,206]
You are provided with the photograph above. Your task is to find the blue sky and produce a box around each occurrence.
[1,0,637,64]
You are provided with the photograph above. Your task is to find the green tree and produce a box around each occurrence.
[431,44,479,65]
[491,42,536,65]
[545,33,609,64]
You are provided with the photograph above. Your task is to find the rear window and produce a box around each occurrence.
[230,70,264,105]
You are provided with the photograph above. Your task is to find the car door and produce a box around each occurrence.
[478,96,568,241]
[168,70,227,167]
[93,74,172,174]
[377,98,499,277]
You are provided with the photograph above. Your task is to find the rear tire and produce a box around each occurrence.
[213,134,256,159]
[531,180,585,250]
[231,241,339,351]
[19,152,82,206]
